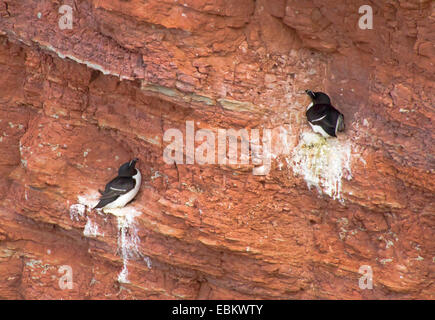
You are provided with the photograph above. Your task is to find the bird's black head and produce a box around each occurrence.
[305,90,331,105]
[118,158,139,177]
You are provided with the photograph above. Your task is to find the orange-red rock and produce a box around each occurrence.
[0,0,433,299]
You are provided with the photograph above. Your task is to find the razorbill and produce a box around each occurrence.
[94,158,141,210]
[305,90,345,138]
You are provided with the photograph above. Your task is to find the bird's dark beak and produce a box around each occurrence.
[129,158,139,167]
[305,90,316,100]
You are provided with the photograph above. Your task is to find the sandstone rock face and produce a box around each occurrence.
[0,0,433,299]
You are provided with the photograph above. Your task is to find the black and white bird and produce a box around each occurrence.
[305,90,345,138]
[94,158,141,210]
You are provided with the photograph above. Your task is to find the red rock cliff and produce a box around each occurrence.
[0,0,434,299]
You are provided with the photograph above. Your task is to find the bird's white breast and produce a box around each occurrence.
[103,170,142,209]
[307,102,331,138]
[309,123,330,138]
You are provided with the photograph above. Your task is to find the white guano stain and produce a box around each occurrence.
[104,207,151,283]
[288,132,352,202]
[69,204,86,221]
[69,192,102,230]
[83,217,104,237]
[69,192,150,282]
[77,192,100,210]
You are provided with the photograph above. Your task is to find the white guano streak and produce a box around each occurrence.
[289,132,352,202]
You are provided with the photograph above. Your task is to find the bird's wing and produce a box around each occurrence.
[306,104,328,122]
[94,177,136,209]
[307,104,340,128]
[99,176,136,200]
[322,125,337,137]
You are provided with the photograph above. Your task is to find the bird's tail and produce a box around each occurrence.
[336,114,345,132]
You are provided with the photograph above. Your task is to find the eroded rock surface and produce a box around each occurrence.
[0,0,433,299]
